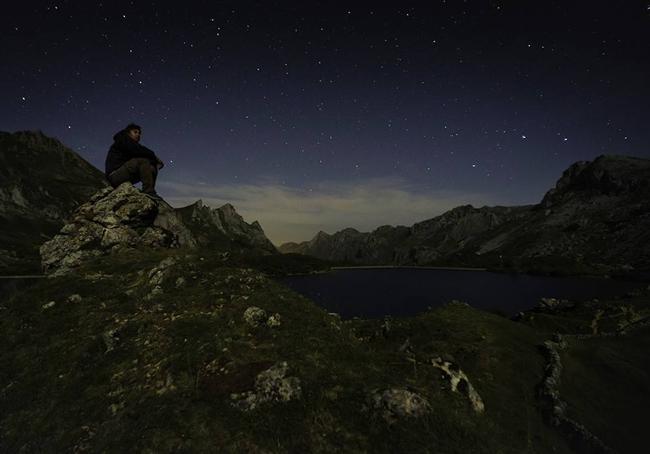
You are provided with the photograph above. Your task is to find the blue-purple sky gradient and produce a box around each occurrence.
[2,1,649,243]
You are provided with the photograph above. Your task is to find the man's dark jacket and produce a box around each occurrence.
[105,129,159,176]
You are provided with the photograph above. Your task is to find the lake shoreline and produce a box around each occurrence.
[331,265,488,271]
[281,267,646,319]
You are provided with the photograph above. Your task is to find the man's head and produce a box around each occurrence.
[126,123,142,142]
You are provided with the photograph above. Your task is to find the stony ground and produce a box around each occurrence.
[1,247,648,453]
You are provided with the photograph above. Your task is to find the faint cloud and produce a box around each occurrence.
[158,177,503,245]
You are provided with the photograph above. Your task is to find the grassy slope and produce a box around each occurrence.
[517,294,650,453]
[560,332,650,454]
[5,246,645,452]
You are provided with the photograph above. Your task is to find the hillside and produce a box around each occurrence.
[2,242,649,452]
[0,131,109,273]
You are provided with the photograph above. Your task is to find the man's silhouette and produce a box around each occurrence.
[105,123,164,200]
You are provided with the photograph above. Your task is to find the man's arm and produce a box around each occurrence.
[115,135,158,161]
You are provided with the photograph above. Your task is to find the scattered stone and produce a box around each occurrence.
[538,337,616,453]
[231,362,302,411]
[398,338,413,355]
[431,357,485,413]
[175,277,186,289]
[243,306,267,327]
[145,286,164,301]
[102,329,119,353]
[266,313,282,327]
[42,301,56,310]
[380,316,392,337]
[155,371,177,395]
[448,299,470,307]
[512,311,525,321]
[538,297,561,310]
[368,388,431,424]
[67,294,82,303]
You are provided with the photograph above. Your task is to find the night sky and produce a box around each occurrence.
[2,1,650,244]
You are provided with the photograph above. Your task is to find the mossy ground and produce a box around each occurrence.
[1,247,647,452]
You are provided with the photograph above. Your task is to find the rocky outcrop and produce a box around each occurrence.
[40,184,277,275]
[538,335,615,454]
[431,357,484,413]
[279,155,650,276]
[39,184,180,275]
[367,388,431,424]
[230,362,302,411]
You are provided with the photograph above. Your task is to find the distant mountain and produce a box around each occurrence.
[1,130,277,274]
[174,199,277,254]
[0,131,108,273]
[279,155,650,277]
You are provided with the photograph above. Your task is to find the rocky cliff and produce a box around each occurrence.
[0,131,109,273]
[279,155,650,276]
[174,200,276,254]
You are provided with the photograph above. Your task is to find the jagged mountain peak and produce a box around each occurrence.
[542,154,650,207]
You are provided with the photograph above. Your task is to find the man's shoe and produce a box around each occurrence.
[143,190,163,202]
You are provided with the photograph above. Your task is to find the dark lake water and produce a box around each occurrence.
[280,268,646,319]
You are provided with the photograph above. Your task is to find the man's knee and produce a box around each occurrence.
[125,157,153,170]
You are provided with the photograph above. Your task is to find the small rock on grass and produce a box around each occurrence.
[231,362,302,411]
[266,313,281,327]
[368,388,431,424]
[243,306,267,327]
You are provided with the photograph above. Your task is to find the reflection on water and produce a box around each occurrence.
[281,268,644,319]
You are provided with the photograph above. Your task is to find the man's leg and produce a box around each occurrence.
[107,161,138,188]
[107,158,157,192]
[135,159,158,193]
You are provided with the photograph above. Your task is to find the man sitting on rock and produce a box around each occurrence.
[105,123,164,201]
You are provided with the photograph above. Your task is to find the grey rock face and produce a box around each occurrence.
[175,200,277,254]
[40,184,178,275]
[431,357,485,413]
[368,388,431,424]
[231,362,302,411]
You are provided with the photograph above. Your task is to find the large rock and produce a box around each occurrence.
[40,184,178,275]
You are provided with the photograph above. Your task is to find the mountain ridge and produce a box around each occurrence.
[279,154,650,277]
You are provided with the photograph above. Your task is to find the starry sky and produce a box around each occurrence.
[2,1,650,244]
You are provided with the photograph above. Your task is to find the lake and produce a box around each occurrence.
[280,268,645,319]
